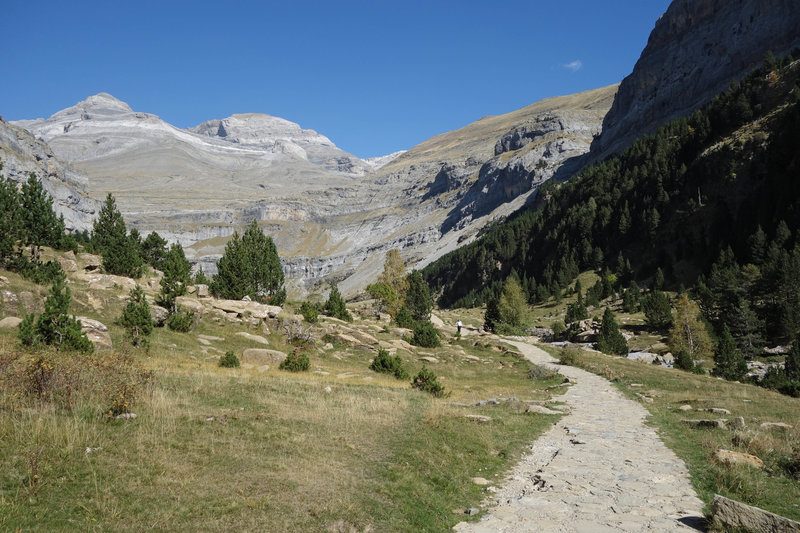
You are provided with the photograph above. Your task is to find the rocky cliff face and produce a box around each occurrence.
[0,117,98,231]
[10,87,615,296]
[593,0,800,159]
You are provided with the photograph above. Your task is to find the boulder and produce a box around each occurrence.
[714,449,765,469]
[175,296,206,315]
[419,356,439,364]
[703,408,731,415]
[57,256,78,272]
[712,494,800,532]
[77,253,102,270]
[730,417,746,429]
[0,275,8,287]
[0,291,20,316]
[430,313,445,328]
[77,317,112,351]
[86,273,137,292]
[149,305,169,327]
[760,422,793,432]
[234,331,269,345]
[211,299,280,319]
[241,348,287,366]
[19,291,38,314]
[464,415,492,423]
[196,284,209,298]
[0,316,23,329]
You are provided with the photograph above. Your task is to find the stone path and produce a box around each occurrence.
[454,340,705,532]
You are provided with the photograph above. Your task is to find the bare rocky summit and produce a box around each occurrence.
[592,0,800,159]
[11,87,615,296]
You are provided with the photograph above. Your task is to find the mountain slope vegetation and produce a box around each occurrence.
[424,53,800,349]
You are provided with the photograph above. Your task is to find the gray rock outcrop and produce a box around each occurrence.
[592,0,800,159]
[11,87,615,296]
[0,117,98,231]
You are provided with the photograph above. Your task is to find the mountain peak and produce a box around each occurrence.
[50,92,133,121]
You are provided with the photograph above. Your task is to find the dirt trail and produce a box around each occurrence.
[454,340,705,532]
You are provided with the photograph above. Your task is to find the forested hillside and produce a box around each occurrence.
[424,53,800,349]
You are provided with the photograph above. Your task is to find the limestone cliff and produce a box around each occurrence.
[10,87,615,296]
[0,117,98,231]
[593,0,800,159]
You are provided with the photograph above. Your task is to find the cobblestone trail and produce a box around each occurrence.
[454,341,705,532]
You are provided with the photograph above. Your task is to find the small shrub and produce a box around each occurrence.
[369,349,408,380]
[411,321,440,348]
[118,285,154,347]
[299,300,319,323]
[551,321,565,339]
[279,350,310,372]
[166,306,194,332]
[411,366,447,397]
[395,306,415,329]
[219,350,240,368]
[4,350,151,414]
[18,313,37,346]
[674,349,694,371]
[560,346,582,366]
[527,363,558,381]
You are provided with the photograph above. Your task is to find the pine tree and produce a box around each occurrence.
[785,334,800,382]
[92,193,143,278]
[241,221,285,304]
[713,324,748,381]
[597,307,628,355]
[119,285,154,347]
[20,173,62,261]
[141,231,168,270]
[324,284,352,322]
[405,270,433,323]
[157,243,190,314]
[483,297,501,332]
[641,290,673,330]
[210,221,285,304]
[25,276,93,353]
[0,170,21,261]
[210,232,248,299]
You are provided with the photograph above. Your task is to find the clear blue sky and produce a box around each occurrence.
[1,1,671,158]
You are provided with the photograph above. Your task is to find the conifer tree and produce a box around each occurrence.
[20,275,93,353]
[141,231,169,270]
[597,307,628,355]
[785,334,800,382]
[158,243,191,313]
[0,169,21,261]
[483,297,501,333]
[119,285,154,347]
[641,290,673,330]
[405,270,433,323]
[92,193,143,278]
[324,284,352,322]
[20,173,62,261]
[210,221,285,304]
[713,324,748,381]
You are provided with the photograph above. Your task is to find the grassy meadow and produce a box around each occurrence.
[0,266,566,532]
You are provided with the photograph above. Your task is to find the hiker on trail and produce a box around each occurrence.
[456,320,462,334]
